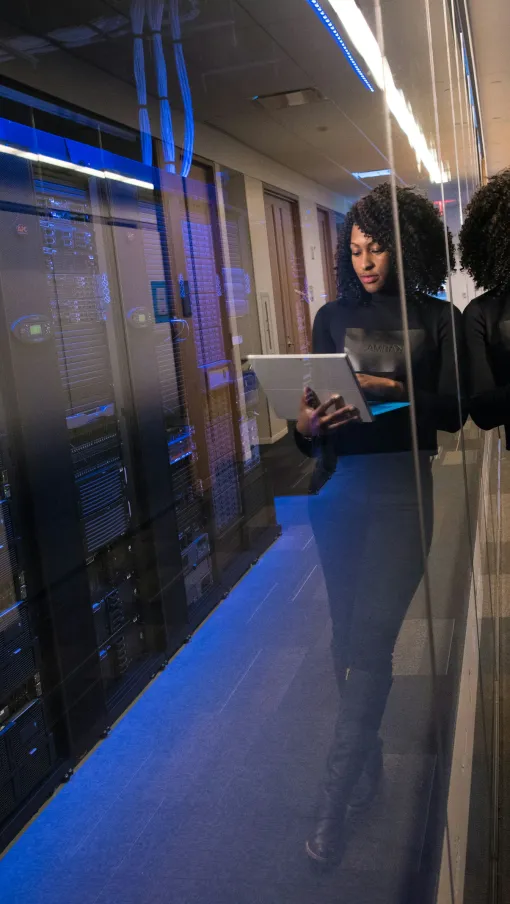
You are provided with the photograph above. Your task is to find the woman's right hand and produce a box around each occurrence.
[296,388,360,437]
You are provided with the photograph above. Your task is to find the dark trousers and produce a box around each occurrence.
[308,452,434,686]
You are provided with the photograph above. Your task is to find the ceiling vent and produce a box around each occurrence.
[253,88,325,110]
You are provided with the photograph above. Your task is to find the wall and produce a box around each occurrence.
[299,200,329,324]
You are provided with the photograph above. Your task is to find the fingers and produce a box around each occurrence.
[304,386,320,410]
[320,405,360,431]
[316,394,345,417]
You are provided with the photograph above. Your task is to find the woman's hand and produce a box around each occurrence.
[296,388,360,437]
[357,374,407,401]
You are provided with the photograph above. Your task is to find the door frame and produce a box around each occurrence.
[317,206,337,304]
[263,187,311,353]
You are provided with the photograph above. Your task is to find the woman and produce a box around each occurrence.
[295,183,464,866]
[460,169,510,446]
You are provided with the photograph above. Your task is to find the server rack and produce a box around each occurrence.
[0,153,100,845]
[0,103,278,849]
[0,399,56,835]
[0,155,190,846]
[137,192,214,616]
[105,179,189,654]
[180,164,278,585]
[33,169,160,714]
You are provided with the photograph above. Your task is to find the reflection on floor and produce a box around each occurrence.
[260,430,315,496]
[0,433,478,904]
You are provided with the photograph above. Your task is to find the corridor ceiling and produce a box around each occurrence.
[0,0,479,199]
[467,0,509,177]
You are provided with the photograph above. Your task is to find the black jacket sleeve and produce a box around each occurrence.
[414,301,467,433]
[294,304,335,458]
[464,299,510,430]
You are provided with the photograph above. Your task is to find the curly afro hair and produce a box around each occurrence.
[459,169,510,292]
[337,182,455,304]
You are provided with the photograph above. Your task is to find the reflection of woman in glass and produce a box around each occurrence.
[295,183,464,866]
[460,170,510,444]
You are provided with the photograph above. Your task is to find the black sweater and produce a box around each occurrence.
[464,292,510,448]
[295,292,465,458]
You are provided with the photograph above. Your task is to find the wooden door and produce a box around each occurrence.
[264,192,310,353]
[317,207,337,303]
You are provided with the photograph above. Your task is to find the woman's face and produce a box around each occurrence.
[350,223,391,294]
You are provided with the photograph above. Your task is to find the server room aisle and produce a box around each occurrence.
[0,433,475,904]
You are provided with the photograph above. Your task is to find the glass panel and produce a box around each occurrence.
[0,4,498,904]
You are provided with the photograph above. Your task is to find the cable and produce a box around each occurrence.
[130,0,152,166]
[148,0,176,173]
[170,0,195,178]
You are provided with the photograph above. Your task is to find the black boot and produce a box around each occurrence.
[349,734,384,811]
[306,670,392,866]
[331,657,385,814]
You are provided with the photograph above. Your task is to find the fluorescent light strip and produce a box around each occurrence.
[324,0,450,183]
[352,168,391,178]
[0,143,154,190]
[306,0,375,92]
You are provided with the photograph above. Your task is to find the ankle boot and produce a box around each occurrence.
[306,669,392,866]
[306,720,373,865]
[349,734,384,811]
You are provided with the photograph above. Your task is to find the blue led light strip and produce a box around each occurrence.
[352,169,391,178]
[306,0,374,92]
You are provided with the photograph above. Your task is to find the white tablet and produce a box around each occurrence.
[247,354,373,423]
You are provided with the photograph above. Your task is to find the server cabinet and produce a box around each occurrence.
[0,378,58,840]
[105,180,189,653]
[33,166,191,715]
[158,159,279,620]
[0,154,190,846]
[0,154,101,839]
[33,167,155,716]
[112,177,216,627]
[0,102,278,848]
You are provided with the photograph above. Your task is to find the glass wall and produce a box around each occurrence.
[0,2,499,903]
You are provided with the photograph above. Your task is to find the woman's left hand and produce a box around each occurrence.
[357,374,407,401]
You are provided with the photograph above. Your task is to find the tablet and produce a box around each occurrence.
[247,354,373,422]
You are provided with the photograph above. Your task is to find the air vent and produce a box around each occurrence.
[253,88,325,111]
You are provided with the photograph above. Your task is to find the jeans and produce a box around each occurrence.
[308,451,434,684]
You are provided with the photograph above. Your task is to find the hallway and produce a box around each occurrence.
[0,432,476,904]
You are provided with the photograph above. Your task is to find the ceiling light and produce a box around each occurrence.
[254,88,326,110]
[320,0,450,183]
[0,142,154,190]
[352,168,391,178]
